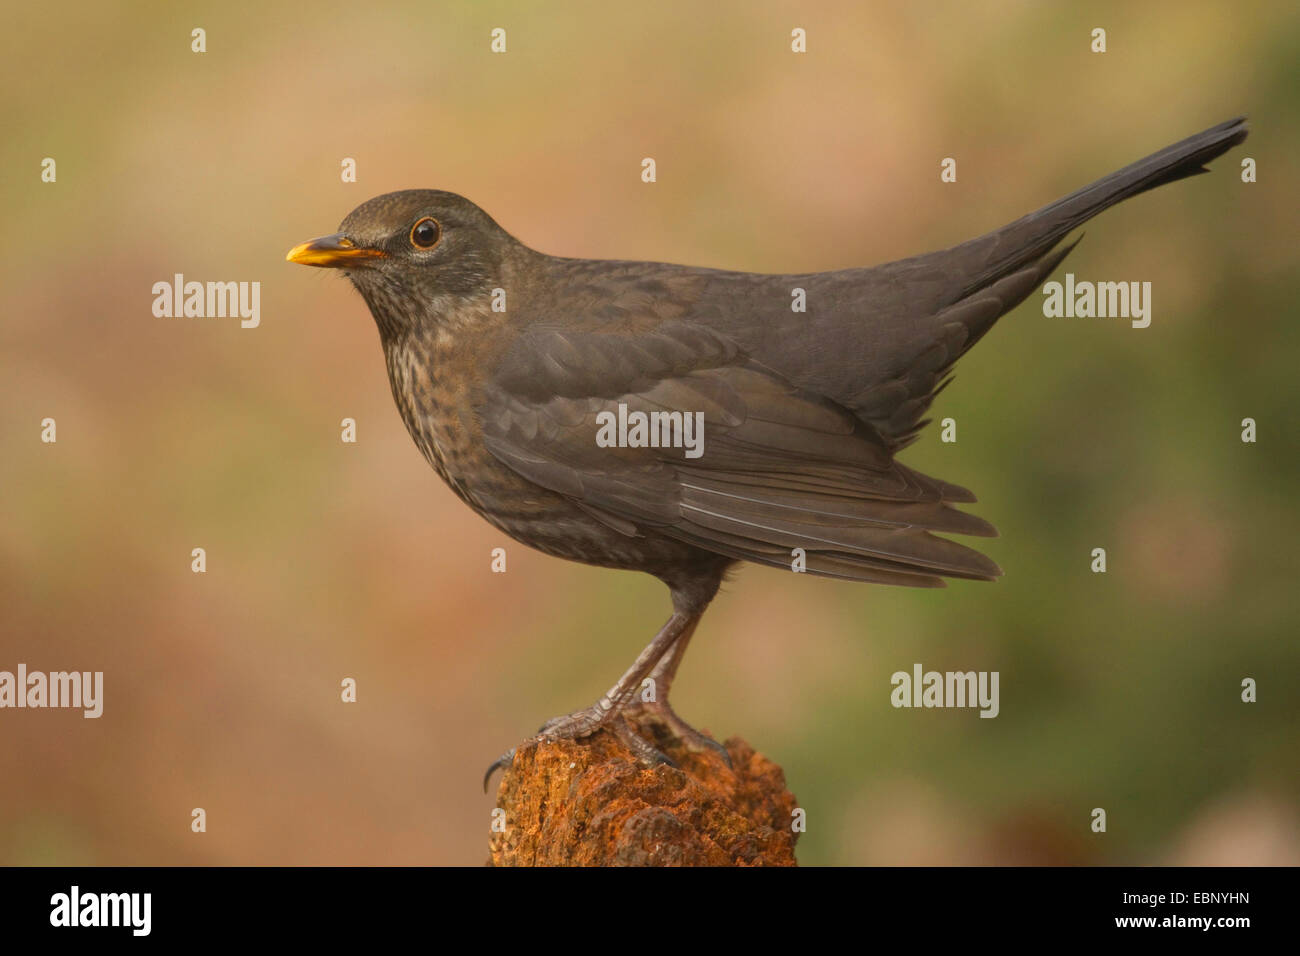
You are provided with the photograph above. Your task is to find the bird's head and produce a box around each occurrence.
[287,189,519,338]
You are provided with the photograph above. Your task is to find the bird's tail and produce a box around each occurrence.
[949,116,1249,303]
[867,117,1248,450]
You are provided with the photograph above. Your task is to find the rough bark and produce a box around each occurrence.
[487,710,799,866]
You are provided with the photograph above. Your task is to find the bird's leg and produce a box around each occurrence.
[484,610,697,790]
[624,614,732,767]
[535,609,695,740]
[640,615,697,697]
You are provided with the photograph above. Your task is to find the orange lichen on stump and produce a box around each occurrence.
[487,712,799,866]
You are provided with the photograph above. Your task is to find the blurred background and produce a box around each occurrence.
[2,0,1297,866]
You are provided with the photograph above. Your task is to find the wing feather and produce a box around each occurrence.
[481,322,1000,585]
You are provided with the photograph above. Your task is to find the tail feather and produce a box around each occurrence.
[951,116,1248,303]
[865,117,1249,447]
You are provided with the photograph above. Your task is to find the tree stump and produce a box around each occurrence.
[487,710,799,866]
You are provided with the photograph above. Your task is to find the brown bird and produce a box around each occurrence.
[287,118,1247,785]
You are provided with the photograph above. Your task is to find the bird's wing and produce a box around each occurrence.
[482,321,999,586]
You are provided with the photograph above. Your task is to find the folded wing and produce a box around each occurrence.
[482,322,1000,587]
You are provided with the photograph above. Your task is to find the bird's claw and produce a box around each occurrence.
[484,709,688,792]
[698,733,733,769]
[483,748,516,793]
[609,715,678,769]
[625,699,733,769]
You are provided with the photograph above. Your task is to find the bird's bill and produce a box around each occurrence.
[285,233,386,268]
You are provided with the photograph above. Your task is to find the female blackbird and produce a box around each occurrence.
[287,118,1247,783]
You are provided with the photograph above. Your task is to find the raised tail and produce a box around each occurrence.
[950,116,1249,303]
[856,117,1248,449]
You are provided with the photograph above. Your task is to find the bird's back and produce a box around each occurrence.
[520,117,1247,452]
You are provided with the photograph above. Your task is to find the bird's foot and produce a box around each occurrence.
[537,707,678,769]
[483,706,677,792]
[625,697,733,769]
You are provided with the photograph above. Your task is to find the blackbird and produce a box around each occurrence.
[287,117,1247,784]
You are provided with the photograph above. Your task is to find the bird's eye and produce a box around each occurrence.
[410,217,441,249]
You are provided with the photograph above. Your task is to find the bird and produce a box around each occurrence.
[287,117,1247,787]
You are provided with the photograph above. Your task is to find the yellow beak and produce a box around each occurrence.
[285,234,386,268]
